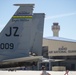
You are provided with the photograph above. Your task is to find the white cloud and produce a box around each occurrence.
[45,12,76,20]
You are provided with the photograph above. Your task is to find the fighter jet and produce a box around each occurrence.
[0,4,45,69]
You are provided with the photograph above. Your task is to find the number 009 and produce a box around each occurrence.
[0,43,14,49]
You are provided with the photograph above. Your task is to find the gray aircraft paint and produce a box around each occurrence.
[0,4,45,61]
[30,13,45,55]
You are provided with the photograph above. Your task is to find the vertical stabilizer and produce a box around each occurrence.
[0,4,34,60]
[30,13,45,56]
[0,4,45,61]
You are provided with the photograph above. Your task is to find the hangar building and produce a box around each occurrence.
[42,23,76,71]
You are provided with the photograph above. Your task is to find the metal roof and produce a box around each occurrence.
[43,36,76,43]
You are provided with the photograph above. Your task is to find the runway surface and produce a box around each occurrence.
[0,71,76,75]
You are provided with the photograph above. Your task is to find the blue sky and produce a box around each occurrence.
[0,0,76,39]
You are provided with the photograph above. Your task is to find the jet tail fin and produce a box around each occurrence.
[0,4,34,60]
[0,4,45,61]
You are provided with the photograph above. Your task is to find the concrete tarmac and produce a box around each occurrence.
[0,71,76,75]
